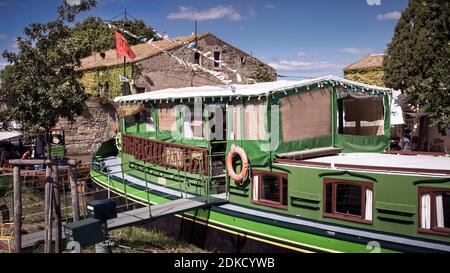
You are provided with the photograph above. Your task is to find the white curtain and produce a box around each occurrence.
[436,194,445,228]
[421,194,431,229]
[365,189,373,221]
[253,176,259,201]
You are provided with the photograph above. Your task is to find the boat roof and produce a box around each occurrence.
[114,75,392,103]
[303,153,450,175]
[0,131,22,142]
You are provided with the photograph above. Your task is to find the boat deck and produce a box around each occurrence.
[300,153,450,175]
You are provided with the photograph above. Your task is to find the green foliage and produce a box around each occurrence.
[110,227,207,253]
[345,69,385,87]
[383,0,450,127]
[0,0,96,139]
[71,16,158,58]
[80,65,135,99]
[250,65,276,83]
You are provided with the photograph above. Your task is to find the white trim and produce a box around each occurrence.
[253,176,259,202]
[421,194,431,230]
[365,189,373,221]
[436,194,445,228]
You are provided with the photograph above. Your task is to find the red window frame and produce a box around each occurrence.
[418,187,450,236]
[252,171,288,210]
[323,178,373,225]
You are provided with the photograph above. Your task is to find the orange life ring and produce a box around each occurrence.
[226,145,249,184]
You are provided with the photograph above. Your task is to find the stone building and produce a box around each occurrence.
[78,32,276,98]
[344,54,449,153]
[59,32,276,155]
[343,54,386,87]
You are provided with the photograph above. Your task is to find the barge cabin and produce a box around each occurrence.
[90,75,450,253]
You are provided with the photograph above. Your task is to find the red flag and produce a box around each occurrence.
[115,31,136,59]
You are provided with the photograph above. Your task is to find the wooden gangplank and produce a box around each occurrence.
[21,196,226,250]
[108,197,225,230]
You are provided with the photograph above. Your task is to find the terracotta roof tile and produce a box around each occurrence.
[78,33,210,71]
[343,54,386,73]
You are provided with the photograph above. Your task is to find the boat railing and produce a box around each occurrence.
[123,134,209,176]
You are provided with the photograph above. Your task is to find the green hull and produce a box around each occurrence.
[91,168,400,253]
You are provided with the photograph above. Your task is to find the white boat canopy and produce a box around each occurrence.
[0,131,22,142]
[114,75,392,103]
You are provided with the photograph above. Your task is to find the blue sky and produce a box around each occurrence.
[0,0,408,77]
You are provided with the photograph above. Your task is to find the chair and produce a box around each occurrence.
[0,223,14,253]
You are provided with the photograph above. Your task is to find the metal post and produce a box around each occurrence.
[144,167,152,218]
[12,166,22,253]
[68,166,80,222]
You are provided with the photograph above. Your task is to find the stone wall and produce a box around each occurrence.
[133,34,277,93]
[57,99,117,156]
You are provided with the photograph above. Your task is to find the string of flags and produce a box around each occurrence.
[108,23,255,90]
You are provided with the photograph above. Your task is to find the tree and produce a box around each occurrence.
[0,0,97,140]
[71,16,158,58]
[383,0,450,128]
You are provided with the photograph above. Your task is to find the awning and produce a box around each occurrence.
[0,131,22,142]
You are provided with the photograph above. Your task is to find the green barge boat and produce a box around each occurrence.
[90,76,450,253]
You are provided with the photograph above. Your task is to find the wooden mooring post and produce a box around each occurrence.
[68,165,80,222]
[44,164,53,253]
[9,159,81,253]
[52,165,62,253]
[12,166,22,253]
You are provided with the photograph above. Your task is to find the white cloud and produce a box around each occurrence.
[269,59,341,72]
[0,34,7,40]
[265,4,275,9]
[167,5,244,21]
[10,40,18,49]
[340,48,372,55]
[266,52,345,77]
[377,11,401,21]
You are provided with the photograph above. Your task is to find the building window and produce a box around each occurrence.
[214,51,221,68]
[252,171,288,209]
[323,179,373,224]
[136,87,146,94]
[419,188,450,236]
[194,52,201,65]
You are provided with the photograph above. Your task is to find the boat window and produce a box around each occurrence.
[323,179,373,224]
[280,89,331,142]
[253,172,288,209]
[139,107,155,132]
[183,104,204,139]
[419,188,450,236]
[336,184,362,216]
[337,94,385,136]
[244,99,266,141]
[124,114,139,133]
[157,105,177,132]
